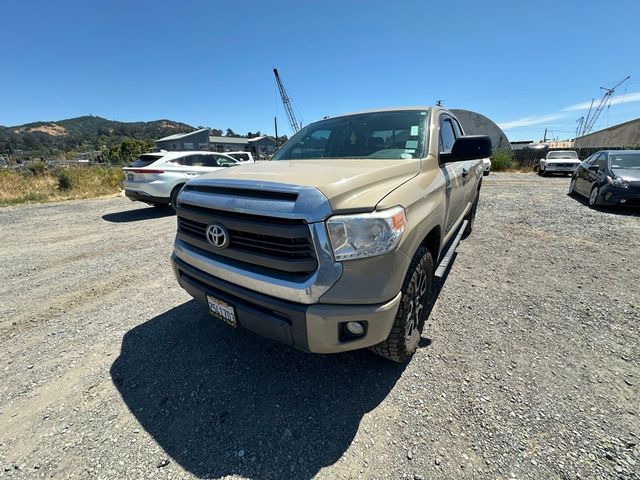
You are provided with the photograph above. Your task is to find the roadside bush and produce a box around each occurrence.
[0,166,124,206]
[27,160,47,176]
[491,150,513,171]
[58,170,72,190]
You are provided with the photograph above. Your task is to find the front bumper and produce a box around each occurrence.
[172,254,401,353]
[544,164,579,173]
[599,185,640,206]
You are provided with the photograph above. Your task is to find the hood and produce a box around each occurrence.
[612,168,640,184]
[195,159,420,212]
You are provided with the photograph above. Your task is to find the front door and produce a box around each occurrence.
[439,115,467,236]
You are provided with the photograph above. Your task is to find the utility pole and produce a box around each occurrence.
[274,117,278,147]
[543,128,547,143]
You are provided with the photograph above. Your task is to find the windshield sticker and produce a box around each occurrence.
[405,140,418,149]
[410,125,419,136]
[350,132,357,144]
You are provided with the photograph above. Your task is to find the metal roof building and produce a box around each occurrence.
[155,130,276,156]
[450,109,512,153]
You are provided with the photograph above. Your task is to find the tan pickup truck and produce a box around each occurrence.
[171,107,491,362]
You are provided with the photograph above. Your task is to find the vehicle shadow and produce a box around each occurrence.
[102,206,174,223]
[568,193,640,217]
[110,300,406,479]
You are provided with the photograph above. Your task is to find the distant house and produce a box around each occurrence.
[155,129,210,151]
[209,135,276,156]
[155,129,276,156]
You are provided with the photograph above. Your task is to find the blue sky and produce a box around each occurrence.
[1,0,639,141]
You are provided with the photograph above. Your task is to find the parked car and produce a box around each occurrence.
[123,151,241,208]
[225,151,255,163]
[171,106,491,362]
[482,157,491,176]
[539,150,580,176]
[569,150,640,207]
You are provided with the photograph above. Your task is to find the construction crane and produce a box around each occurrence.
[578,76,630,137]
[273,68,302,133]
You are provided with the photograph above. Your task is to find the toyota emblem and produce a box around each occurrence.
[206,223,229,248]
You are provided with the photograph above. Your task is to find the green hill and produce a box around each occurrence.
[0,115,195,153]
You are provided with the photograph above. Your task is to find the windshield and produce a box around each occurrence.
[272,110,429,161]
[548,151,578,159]
[609,152,640,170]
[130,154,163,167]
[228,153,250,161]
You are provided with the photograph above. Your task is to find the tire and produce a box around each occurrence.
[568,177,577,196]
[483,170,490,176]
[588,185,600,207]
[462,193,479,239]
[370,246,433,363]
[170,184,185,210]
[540,168,548,177]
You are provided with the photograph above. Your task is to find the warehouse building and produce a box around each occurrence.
[574,117,640,148]
[155,129,210,151]
[156,129,277,156]
[450,109,512,153]
[209,135,276,156]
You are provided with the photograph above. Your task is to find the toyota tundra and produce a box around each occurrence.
[171,107,491,362]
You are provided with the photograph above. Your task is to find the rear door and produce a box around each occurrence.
[439,114,467,235]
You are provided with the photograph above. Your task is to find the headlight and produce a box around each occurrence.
[326,206,406,261]
[607,176,629,188]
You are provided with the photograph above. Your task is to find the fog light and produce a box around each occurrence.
[620,199,627,204]
[346,321,365,336]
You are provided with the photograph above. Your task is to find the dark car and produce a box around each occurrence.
[569,150,640,207]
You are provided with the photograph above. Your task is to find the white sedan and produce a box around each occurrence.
[123,151,241,208]
[482,158,491,176]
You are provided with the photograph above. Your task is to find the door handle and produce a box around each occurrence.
[462,168,469,178]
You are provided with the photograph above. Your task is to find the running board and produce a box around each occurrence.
[434,220,468,278]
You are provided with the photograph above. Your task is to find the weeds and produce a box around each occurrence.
[491,150,514,171]
[0,166,124,206]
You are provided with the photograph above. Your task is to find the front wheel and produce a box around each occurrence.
[588,185,600,207]
[568,177,577,196]
[370,246,433,363]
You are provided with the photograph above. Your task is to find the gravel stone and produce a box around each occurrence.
[0,174,638,479]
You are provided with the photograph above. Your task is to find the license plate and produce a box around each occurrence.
[207,295,237,327]
[127,173,134,181]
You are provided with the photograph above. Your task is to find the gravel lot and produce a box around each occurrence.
[0,173,638,479]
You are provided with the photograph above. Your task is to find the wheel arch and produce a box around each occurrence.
[419,225,442,264]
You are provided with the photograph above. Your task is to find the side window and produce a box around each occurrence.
[200,155,218,167]
[185,155,204,167]
[451,118,464,138]
[596,155,607,172]
[439,117,456,154]
[213,155,236,167]
[587,153,601,166]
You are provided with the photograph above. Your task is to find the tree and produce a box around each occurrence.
[225,128,238,137]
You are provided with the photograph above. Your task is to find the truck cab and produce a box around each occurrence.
[171,107,491,362]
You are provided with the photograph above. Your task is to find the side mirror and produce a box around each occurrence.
[441,135,492,163]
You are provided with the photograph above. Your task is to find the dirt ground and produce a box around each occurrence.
[0,173,638,479]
